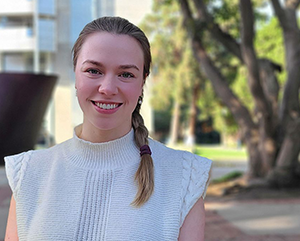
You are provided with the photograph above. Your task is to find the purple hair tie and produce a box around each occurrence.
[140,145,152,156]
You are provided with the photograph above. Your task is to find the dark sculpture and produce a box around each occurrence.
[0,73,57,165]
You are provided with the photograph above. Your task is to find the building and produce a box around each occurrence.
[0,0,56,72]
[0,0,153,144]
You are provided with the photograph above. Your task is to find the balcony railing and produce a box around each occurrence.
[0,27,34,51]
[0,23,56,52]
[0,0,34,16]
[0,0,55,16]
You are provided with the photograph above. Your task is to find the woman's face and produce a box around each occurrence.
[75,32,144,141]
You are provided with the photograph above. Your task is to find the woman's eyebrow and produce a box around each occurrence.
[82,60,139,71]
[119,65,140,71]
[82,60,103,67]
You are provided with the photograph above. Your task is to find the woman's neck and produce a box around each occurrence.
[78,122,132,143]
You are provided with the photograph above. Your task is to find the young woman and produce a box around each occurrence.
[5,17,211,240]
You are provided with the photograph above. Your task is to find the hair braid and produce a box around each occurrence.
[131,106,154,207]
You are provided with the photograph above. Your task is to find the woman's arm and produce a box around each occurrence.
[5,195,19,241]
[178,198,205,241]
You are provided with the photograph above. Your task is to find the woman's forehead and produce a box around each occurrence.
[78,32,144,66]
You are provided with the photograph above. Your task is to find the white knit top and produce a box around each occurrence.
[5,128,212,241]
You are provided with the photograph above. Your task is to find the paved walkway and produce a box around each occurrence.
[1,166,300,240]
[205,198,300,241]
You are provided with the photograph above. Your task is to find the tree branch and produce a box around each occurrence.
[192,0,243,62]
[178,0,193,23]
[191,40,257,134]
[259,58,280,129]
[270,0,288,29]
[285,0,300,9]
[270,0,300,130]
[178,0,256,133]
[240,0,255,45]
[239,0,270,116]
[193,0,282,113]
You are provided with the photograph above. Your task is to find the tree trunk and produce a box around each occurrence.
[239,0,279,176]
[179,0,264,178]
[243,129,263,178]
[178,0,300,186]
[267,0,300,187]
[185,84,199,146]
[169,99,180,145]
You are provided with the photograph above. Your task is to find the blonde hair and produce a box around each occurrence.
[72,17,154,207]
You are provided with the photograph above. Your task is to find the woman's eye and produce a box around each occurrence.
[120,72,134,78]
[87,69,100,75]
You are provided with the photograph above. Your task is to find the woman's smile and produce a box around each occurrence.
[91,101,122,110]
[91,100,123,114]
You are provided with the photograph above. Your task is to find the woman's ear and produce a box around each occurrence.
[140,87,144,97]
[75,79,79,90]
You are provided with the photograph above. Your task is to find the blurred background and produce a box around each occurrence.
[1,0,300,240]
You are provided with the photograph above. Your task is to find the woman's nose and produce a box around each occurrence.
[98,75,118,96]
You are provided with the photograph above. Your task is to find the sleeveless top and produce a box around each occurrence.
[5,128,212,241]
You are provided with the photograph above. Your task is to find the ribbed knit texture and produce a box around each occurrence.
[5,127,212,241]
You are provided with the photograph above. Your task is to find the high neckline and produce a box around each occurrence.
[66,125,140,170]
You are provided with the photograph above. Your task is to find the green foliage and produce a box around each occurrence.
[255,17,285,85]
[209,0,241,38]
[198,2,284,136]
[232,66,254,111]
[219,16,286,129]
[141,0,284,140]
[197,81,217,120]
[154,109,172,133]
[205,0,268,39]
[142,0,242,134]
[140,0,206,131]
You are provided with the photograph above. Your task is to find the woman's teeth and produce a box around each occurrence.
[95,102,119,110]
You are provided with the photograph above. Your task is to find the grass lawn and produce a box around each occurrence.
[168,143,248,161]
[193,145,248,161]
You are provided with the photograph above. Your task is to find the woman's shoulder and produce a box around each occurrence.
[149,138,212,192]
[6,138,71,163]
[149,138,212,168]
[148,138,184,159]
[148,138,212,226]
[4,139,72,195]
